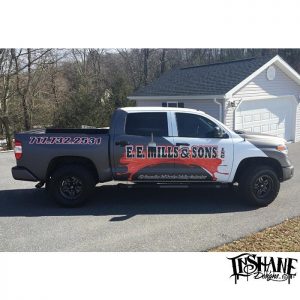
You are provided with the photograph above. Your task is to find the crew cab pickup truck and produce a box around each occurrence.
[12,107,294,207]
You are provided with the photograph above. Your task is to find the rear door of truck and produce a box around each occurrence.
[112,111,175,181]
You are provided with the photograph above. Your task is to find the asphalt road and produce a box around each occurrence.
[0,144,299,251]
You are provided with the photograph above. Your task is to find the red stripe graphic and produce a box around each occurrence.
[118,149,225,181]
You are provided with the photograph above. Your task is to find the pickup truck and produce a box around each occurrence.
[12,107,294,207]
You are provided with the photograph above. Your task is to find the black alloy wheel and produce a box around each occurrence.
[252,174,273,199]
[48,165,95,207]
[239,165,280,207]
[59,176,83,199]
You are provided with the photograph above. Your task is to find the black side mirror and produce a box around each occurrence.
[212,127,225,138]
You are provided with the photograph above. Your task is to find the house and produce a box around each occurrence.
[128,55,300,142]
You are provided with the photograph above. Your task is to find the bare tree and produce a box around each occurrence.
[143,48,150,85]
[12,48,53,130]
[117,48,141,89]
[0,49,15,148]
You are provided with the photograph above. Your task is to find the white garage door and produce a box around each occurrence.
[235,97,296,141]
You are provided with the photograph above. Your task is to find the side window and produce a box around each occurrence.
[176,113,221,138]
[125,112,168,137]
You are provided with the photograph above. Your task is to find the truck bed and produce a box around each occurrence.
[13,127,112,182]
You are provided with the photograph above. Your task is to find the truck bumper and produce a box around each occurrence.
[11,166,39,182]
[282,165,294,182]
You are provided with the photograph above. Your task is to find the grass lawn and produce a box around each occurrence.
[210,217,300,252]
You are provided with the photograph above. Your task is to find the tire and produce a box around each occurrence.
[47,164,95,207]
[239,165,280,207]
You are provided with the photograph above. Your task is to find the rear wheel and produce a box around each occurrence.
[47,165,95,207]
[239,165,280,207]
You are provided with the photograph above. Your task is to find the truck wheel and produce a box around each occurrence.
[48,165,95,207]
[239,165,280,207]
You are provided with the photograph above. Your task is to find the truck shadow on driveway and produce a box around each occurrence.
[0,185,257,220]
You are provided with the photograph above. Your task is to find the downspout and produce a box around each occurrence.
[213,98,222,122]
[233,97,243,130]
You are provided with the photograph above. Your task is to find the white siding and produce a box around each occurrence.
[233,65,300,99]
[136,99,223,121]
[225,64,300,141]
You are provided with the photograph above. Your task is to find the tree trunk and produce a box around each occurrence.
[1,117,12,150]
[160,49,167,74]
[143,49,150,85]
[21,95,31,130]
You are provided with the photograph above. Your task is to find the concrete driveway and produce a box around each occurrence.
[0,143,299,251]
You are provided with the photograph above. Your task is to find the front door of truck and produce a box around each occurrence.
[171,112,234,182]
[112,111,175,181]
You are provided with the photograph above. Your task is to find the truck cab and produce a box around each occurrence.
[111,107,235,182]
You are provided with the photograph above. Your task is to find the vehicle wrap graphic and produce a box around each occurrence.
[118,145,227,181]
[29,136,101,145]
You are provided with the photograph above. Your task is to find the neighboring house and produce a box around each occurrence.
[128,55,300,142]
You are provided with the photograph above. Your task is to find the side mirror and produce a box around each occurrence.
[212,127,225,138]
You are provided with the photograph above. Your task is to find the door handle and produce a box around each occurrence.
[176,143,190,146]
[115,140,130,146]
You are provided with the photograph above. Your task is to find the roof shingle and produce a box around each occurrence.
[131,56,273,97]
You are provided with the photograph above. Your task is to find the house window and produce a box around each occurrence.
[162,102,184,108]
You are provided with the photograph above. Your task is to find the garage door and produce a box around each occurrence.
[235,97,296,141]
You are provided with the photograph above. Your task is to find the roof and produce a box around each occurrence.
[130,56,274,97]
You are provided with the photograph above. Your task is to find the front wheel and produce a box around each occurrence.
[239,165,280,207]
[47,165,95,207]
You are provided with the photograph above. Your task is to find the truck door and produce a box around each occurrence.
[112,111,175,181]
[171,112,234,182]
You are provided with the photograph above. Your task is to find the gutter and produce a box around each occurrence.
[128,95,225,101]
[213,98,223,122]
